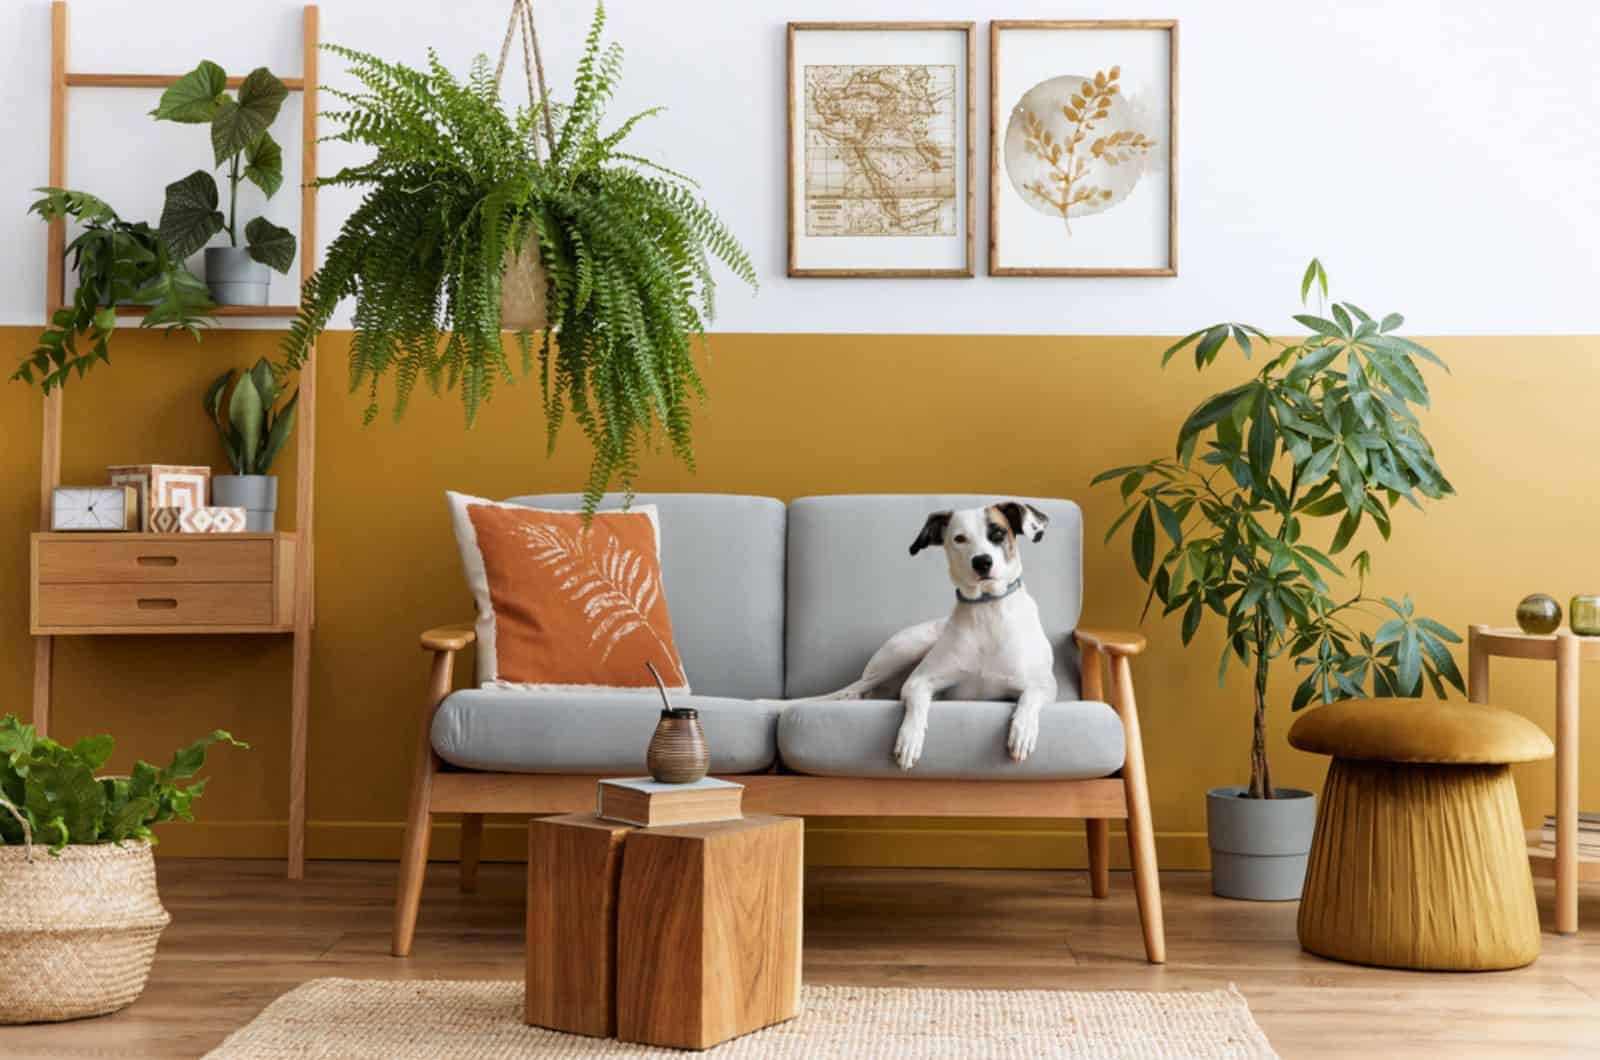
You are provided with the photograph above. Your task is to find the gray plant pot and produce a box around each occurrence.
[204,246,270,306]
[1206,786,1316,901]
[212,475,277,532]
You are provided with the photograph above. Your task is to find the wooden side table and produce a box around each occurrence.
[616,816,802,1050]
[525,814,632,1037]
[1469,626,1600,934]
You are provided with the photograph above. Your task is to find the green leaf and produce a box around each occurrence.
[249,358,280,407]
[242,132,284,199]
[211,68,288,164]
[1293,314,1343,339]
[205,369,234,423]
[244,217,295,274]
[1153,497,1184,546]
[152,60,227,123]
[158,730,247,786]
[1329,510,1361,554]
[1195,324,1230,368]
[1181,596,1203,644]
[228,373,264,474]
[1132,504,1156,581]
[70,734,115,772]
[1300,259,1319,303]
[1176,384,1252,456]
[258,390,298,473]
[159,170,224,259]
[1246,386,1275,488]
[1161,328,1207,367]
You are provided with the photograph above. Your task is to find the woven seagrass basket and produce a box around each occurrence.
[0,838,170,1023]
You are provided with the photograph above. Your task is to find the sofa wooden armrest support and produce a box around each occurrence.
[391,620,1165,964]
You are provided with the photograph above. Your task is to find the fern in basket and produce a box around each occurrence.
[282,2,756,512]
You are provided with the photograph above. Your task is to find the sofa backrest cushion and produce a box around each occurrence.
[507,493,787,700]
[785,494,1084,699]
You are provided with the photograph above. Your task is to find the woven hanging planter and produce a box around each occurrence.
[0,840,171,1023]
[500,241,549,331]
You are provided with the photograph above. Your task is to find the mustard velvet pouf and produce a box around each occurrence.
[1288,700,1554,971]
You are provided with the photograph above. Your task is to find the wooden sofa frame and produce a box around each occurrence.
[393,623,1165,964]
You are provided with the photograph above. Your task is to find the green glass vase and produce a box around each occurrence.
[1517,594,1562,635]
[1571,595,1600,636]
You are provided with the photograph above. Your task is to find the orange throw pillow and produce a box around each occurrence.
[446,492,690,693]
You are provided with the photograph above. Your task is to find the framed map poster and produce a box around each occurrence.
[788,22,975,277]
[990,20,1177,277]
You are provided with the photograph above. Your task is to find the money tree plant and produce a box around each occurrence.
[1095,260,1464,799]
[152,61,297,272]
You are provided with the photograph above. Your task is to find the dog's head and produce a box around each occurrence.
[909,502,1049,596]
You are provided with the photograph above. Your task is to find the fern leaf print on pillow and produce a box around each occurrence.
[460,501,689,691]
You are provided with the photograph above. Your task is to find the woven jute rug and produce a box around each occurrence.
[205,978,1278,1059]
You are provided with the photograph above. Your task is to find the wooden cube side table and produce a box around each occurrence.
[525,813,634,1036]
[616,815,803,1050]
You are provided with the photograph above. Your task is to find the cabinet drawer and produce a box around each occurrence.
[34,582,275,630]
[35,538,273,584]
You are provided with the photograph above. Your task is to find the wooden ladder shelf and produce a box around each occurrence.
[33,1,320,879]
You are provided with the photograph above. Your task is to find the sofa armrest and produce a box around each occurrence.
[421,622,476,653]
[1075,627,1147,657]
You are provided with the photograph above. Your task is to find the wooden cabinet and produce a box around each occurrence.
[30,533,297,634]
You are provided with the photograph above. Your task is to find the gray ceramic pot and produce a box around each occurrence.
[212,475,277,532]
[1206,786,1316,901]
[204,246,270,306]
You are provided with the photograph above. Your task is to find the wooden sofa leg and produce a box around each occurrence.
[459,813,484,894]
[394,648,455,957]
[1085,818,1110,898]
[1112,654,1166,964]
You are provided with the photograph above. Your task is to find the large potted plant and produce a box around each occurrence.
[280,2,755,512]
[1095,260,1464,901]
[153,61,298,305]
[205,358,298,531]
[11,189,213,392]
[0,714,245,1023]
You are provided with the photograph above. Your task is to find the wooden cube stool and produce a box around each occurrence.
[1289,700,1554,971]
[525,814,632,1036]
[616,815,802,1050]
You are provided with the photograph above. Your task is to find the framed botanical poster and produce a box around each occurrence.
[787,22,975,277]
[990,20,1177,276]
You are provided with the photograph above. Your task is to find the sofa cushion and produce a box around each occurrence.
[507,493,786,699]
[778,699,1124,780]
[785,495,1085,699]
[432,689,781,774]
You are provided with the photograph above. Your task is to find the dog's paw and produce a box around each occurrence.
[894,719,926,771]
[1008,711,1039,761]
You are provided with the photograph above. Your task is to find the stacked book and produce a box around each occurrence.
[1538,812,1600,857]
[596,776,744,827]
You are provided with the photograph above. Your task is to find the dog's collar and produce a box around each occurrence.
[956,577,1023,604]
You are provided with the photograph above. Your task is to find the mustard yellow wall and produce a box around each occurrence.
[2,327,1596,869]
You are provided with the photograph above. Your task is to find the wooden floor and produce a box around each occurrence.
[2,860,1597,1058]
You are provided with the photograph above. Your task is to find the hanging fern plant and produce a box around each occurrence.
[282,2,755,510]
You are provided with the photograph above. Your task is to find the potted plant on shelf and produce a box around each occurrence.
[153,61,297,306]
[280,1,756,512]
[11,189,213,392]
[205,358,298,531]
[1094,259,1464,901]
[0,714,245,1023]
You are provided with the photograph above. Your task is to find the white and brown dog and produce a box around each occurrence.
[809,502,1057,771]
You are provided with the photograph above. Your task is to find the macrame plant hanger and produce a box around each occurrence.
[495,0,556,329]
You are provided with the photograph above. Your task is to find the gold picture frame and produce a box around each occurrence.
[989,20,1178,277]
[787,22,976,278]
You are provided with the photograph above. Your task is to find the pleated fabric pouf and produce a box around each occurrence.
[1289,700,1554,972]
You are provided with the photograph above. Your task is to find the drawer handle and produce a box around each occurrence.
[136,598,179,611]
[136,555,179,567]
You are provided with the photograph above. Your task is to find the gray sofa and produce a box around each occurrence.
[396,493,1165,964]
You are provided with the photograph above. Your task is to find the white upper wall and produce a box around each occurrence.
[3,0,1597,334]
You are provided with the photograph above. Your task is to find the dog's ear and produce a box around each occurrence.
[997,502,1049,543]
[909,510,952,556]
